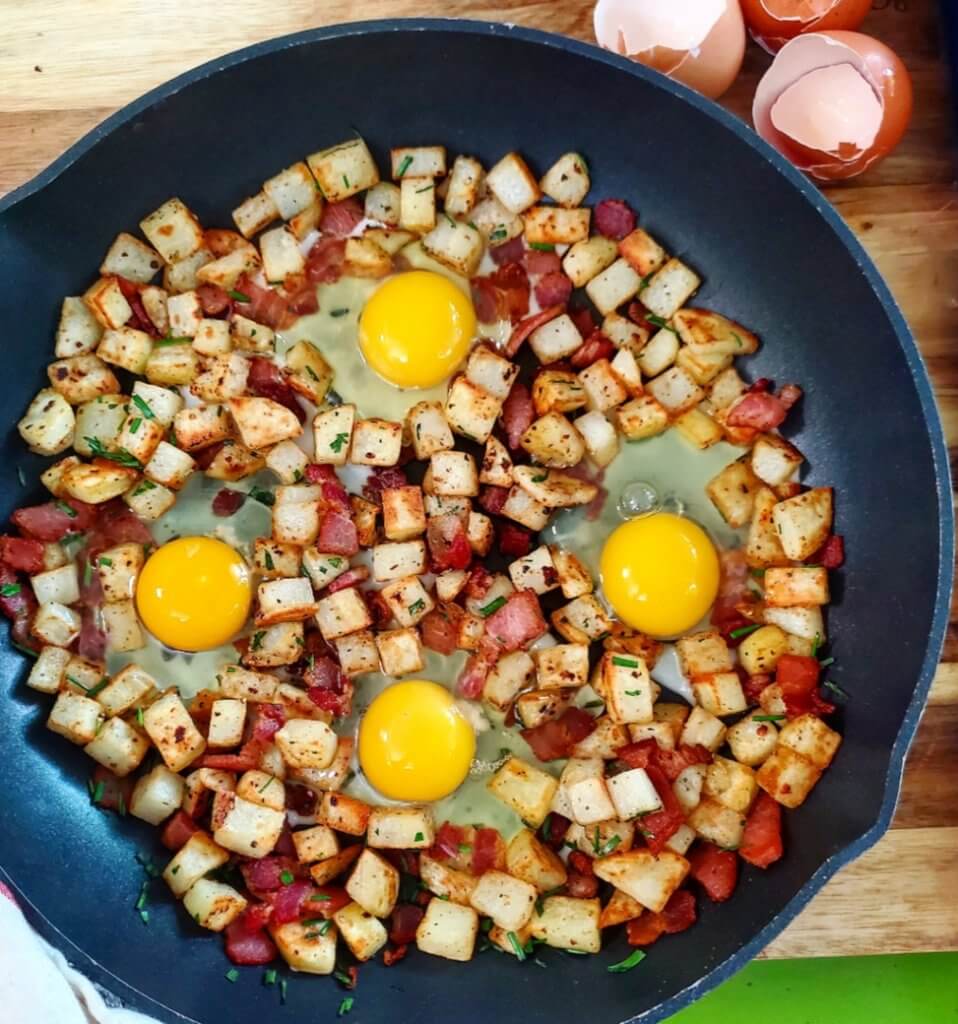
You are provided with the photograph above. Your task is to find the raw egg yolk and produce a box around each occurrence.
[600,512,720,639]
[358,270,475,388]
[358,680,475,802]
[135,536,251,652]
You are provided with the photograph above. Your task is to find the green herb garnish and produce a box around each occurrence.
[612,655,638,669]
[823,679,849,700]
[529,242,555,252]
[396,154,413,177]
[597,834,621,857]
[343,174,351,189]
[479,596,506,617]
[608,949,646,973]
[752,715,785,723]
[156,336,191,346]
[329,432,349,454]
[330,308,350,318]
[0,583,21,597]
[250,630,266,651]
[249,486,275,507]
[645,313,677,335]
[531,472,548,483]
[98,556,113,567]
[228,289,251,303]
[263,969,277,986]
[408,598,426,615]
[414,183,433,193]
[507,931,526,961]
[89,779,105,805]
[623,689,642,697]
[729,624,761,639]
[226,968,239,983]
[811,633,823,658]
[819,656,835,668]
[55,499,78,518]
[263,550,274,571]
[414,831,424,842]
[338,997,354,1017]
[128,417,142,434]
[489,227,508,242]
[131,394,155,420]
[84,437,143,469]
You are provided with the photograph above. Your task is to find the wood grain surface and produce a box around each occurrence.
[1,0,955,960]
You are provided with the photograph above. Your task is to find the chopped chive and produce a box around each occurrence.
[128,417,142,434]
[131,394,155,420]
[0,583,21,597]
[752,714,785,723]
[98,556,113,567]
[597,834,621,856]
[612,655,638,668]
[338,997,355,1017]
[333,969,355,989]
[132,479,156,497]
[645,313,677,334]
[328,556,343,568]
[414,831,424,842]
[479,596,506,617]
[396,154,413,177]
[155,335,191,346]
[592,827,602,854]
[638,271,654,292]
[823,679,850,700]
[414,183,433,193]
[443,212,456,228]
[819,656,835,668]
[458,843,472,853]
[489,227,508,242]
[90,780,105,805]
[54,499,78,518]
[17,466,26,487]
[258,775,276,793]
[608,949,646,973]
[279,870,294,886]
[249,486,275,507]
[330,308,350,318]
[279,978,288,1004]
[84,437,142,469]
[729,624,761,639]
[309,892,331,902]
[319,919,333,936]
[228,289,251,303]
[136,707,145,727]
[82,558,92,587]
[226,968,239,982]
[529,242,554,252]
[408,598,426,615]
[731,331,745,349]
[750,568,765,579]
[623,689,642,697]
[11,641,39,659]
[811,633,823,658]
[250,630,266,651]
[139,909,150,925]
[304,364,320,382]
[343,174,350,189]
[531,472,548,483]
[263,969,277,986]
[582,700,604,709]
[507,931,526,961]
[329,432,349,453]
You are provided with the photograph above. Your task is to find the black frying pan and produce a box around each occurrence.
[0,19,951,1024]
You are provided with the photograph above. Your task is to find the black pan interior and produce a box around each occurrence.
[0,19,951,1024]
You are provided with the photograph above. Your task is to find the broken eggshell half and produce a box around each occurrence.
[752,30,913,181]
[593,0,746,100]
[740,0,873,54]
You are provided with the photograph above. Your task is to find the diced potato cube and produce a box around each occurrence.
[333,902,388,962]
[56,296,103,358]
[486,152,541,214]
[470,870,537,931]
[520,412,585,469]
[704,755,759,814]
[163,831,229,897]
[363,181,400,226]
[47,690,103,744]
[726,713,780,767]
[674,407,723,449]
[501,486,551,531]
[346,848,399,917]
[416,899,479,962]
[444,155,484,217]
[505,828,568,892]
[84,277,133,331]
[607,767,663,820]
[292,825,340,865]
[645,366,704,415]
[380,575,433,628]
[264,161,318,219]
[515,689,574,729]
[31,601,81,647]
[399,176,437,232]
[763,604,825,642]
[407,400,454,459]
[229,396,300,450]
[97,326,153,375]
[487,756,558,827]
[17,388,76,456]
[593,849,689,913]
[84,713,149,777]
[534,644,590,690]
[232,190,279,238]
[551,593,612,644]
[212,790,285,858]
[641,257,701,318]
[275,718,338,770]
[706,459,764,528]
[271,919,337,974]
[349,418,403,467]
[143,691,206,771]
[585,258,641,316]
[140,198,204,263]
[616,395,669,441]
[315,587,372,641]
[528,896,601,953]
[687,798,747,847]
[311,404,356,467]
[129,763,185,825]
[182,878,248,932]
[508,545,559,596]
[561,757,616,826]
[307,138,379,202]
[771,488,834,561]
[482,651,535,712]
[523,206,591,245]
[638,328,679,377]
[574,717,630,759]
[532,369,588,417]
[751,434,804,487]
[528,314,583,364]
[443,374,501,444]
[25,645,70,694]
[540,152,590,208]
[693,672,748,717]
[756,746,822,808]
[597,651,653,725]
[48,354,121,406]
[618,228,668,276]
[778,713,842,770]
[679,706,727,752]
[205,698,246,750]
[764,566,830,607]
[30,563,79,607]
[430,450,479,497]
[375,627,424,676]
[549,547,593,600]
[574,410,619,468]
[423,217,484,276]
[673,764,707,813]
[367,806,435,850]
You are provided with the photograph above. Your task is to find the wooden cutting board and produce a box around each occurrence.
[1,0,955,959]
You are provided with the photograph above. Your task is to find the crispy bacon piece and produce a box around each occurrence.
[626,890,697,946]
[521,707,596,762]
[637,765,686,855]
[247,356,305,422]
[432,821,468,861]
[504,305,565,358]
[286,783,317,817]
[688,844,739,902]
[471,262,530,324]
[570,329,616,370]
[525,249,562,276]
[224,918,277,966]
[497,521,532,558]
[472,828,506,874]
[740,793,784,869]
[540,812,571,851]
[420,603,464,656]
[500,379,535,449]
[326,566,370,594]
[88,765,134,814]
[197,283,232,316]
[0,563,36,651]
[305,237,347,284]
[815,534,845,570]
[241,856,304,898]
[305,658,352,717]
[776,654,834,718]
[362,467,407,506]
[88,500,154,551]
[711,549,756,639]
[0,536,45,574]
[483,590,547,654]
[569,305,597,338]
[160,810,199,852]
[456,652,493,699]
[743,672,772,705]
[427,513,472,572]
[284,275,320,316]
[116,276,161,338]
[319,197,364,237]
[619,739,713,783]
[233,274,294,330]
[12,498,97,541]
[594,198,636,240]
[490,236,525,266]
[535,271,573,309]
[317,510,359,556]
[478,485,509,517]
[76,606,106,662]
[464,565,493,601]
[212,488,245,517]
[383,944,409,967]
[388,904,425,946]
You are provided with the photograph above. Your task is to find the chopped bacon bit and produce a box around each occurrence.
[12,498,97,541]
[464,565,493,601]
[76,606,106,662]
[306,236,348,284]
[160,810,199,851]
[364,588,393,629]
[815,534,845,570]
[726,392,789,431]
[711,549,756,639]
[196,283,232,316]
[594,198,637,240]
[619,739,713,783]
[318,510,359,556]
[420,603,464,656]
[362,467,408,506]
[241,856,303,897]
[224,919,277,966]
[521,707,596,762]
[497,521,532,558]
[286,784,317,817]
[626,912,667,947]
[426,513,472,572]
[569,304,598,338]
[570,329,616,370]
[627,890,697,946]
[326,566,370,594]
[500,379,535,449]
[264,879,316,924]
[525,249,563,276]
[388,904,425,946]
[743,672,772,704]
[0,563,36,651]
[636,765,686,855]
[478,485,510,517]
[490,236,526,265]
[433,821,468,860]
[504,305,565,358]
[383,944,409,967]
[535,271,573,309]
[483,589,547,653]
[88,765,134,815]
[471,262,530,324]
[688,844,739,902]
[456,652,493,699]
[212,488,246,517]
[247,356,304,422]
[286,281,320,316]
[233,274,294,331]
[568,851,595,877]
[540,812,571,851]
[0,535,45,574]
[302,885,351,920]
[88,500,154,550]
[304,657,347,695]
[740,792,784,868]
[319,197,364,237]
[776,653,834,718]
[116,276,161,338]
[472,827,506,874]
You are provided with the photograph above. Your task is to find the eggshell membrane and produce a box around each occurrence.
[752,31,913,181]
[593,0,746,100]
[742,0,872,53]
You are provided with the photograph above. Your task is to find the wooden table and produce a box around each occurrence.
[1,0,955,960]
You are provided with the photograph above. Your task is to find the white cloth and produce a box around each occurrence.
[0,887,160,1024]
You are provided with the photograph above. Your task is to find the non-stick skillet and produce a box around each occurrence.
[0,18,951,1024]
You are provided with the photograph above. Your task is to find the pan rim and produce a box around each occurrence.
[0,17,952,1024]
